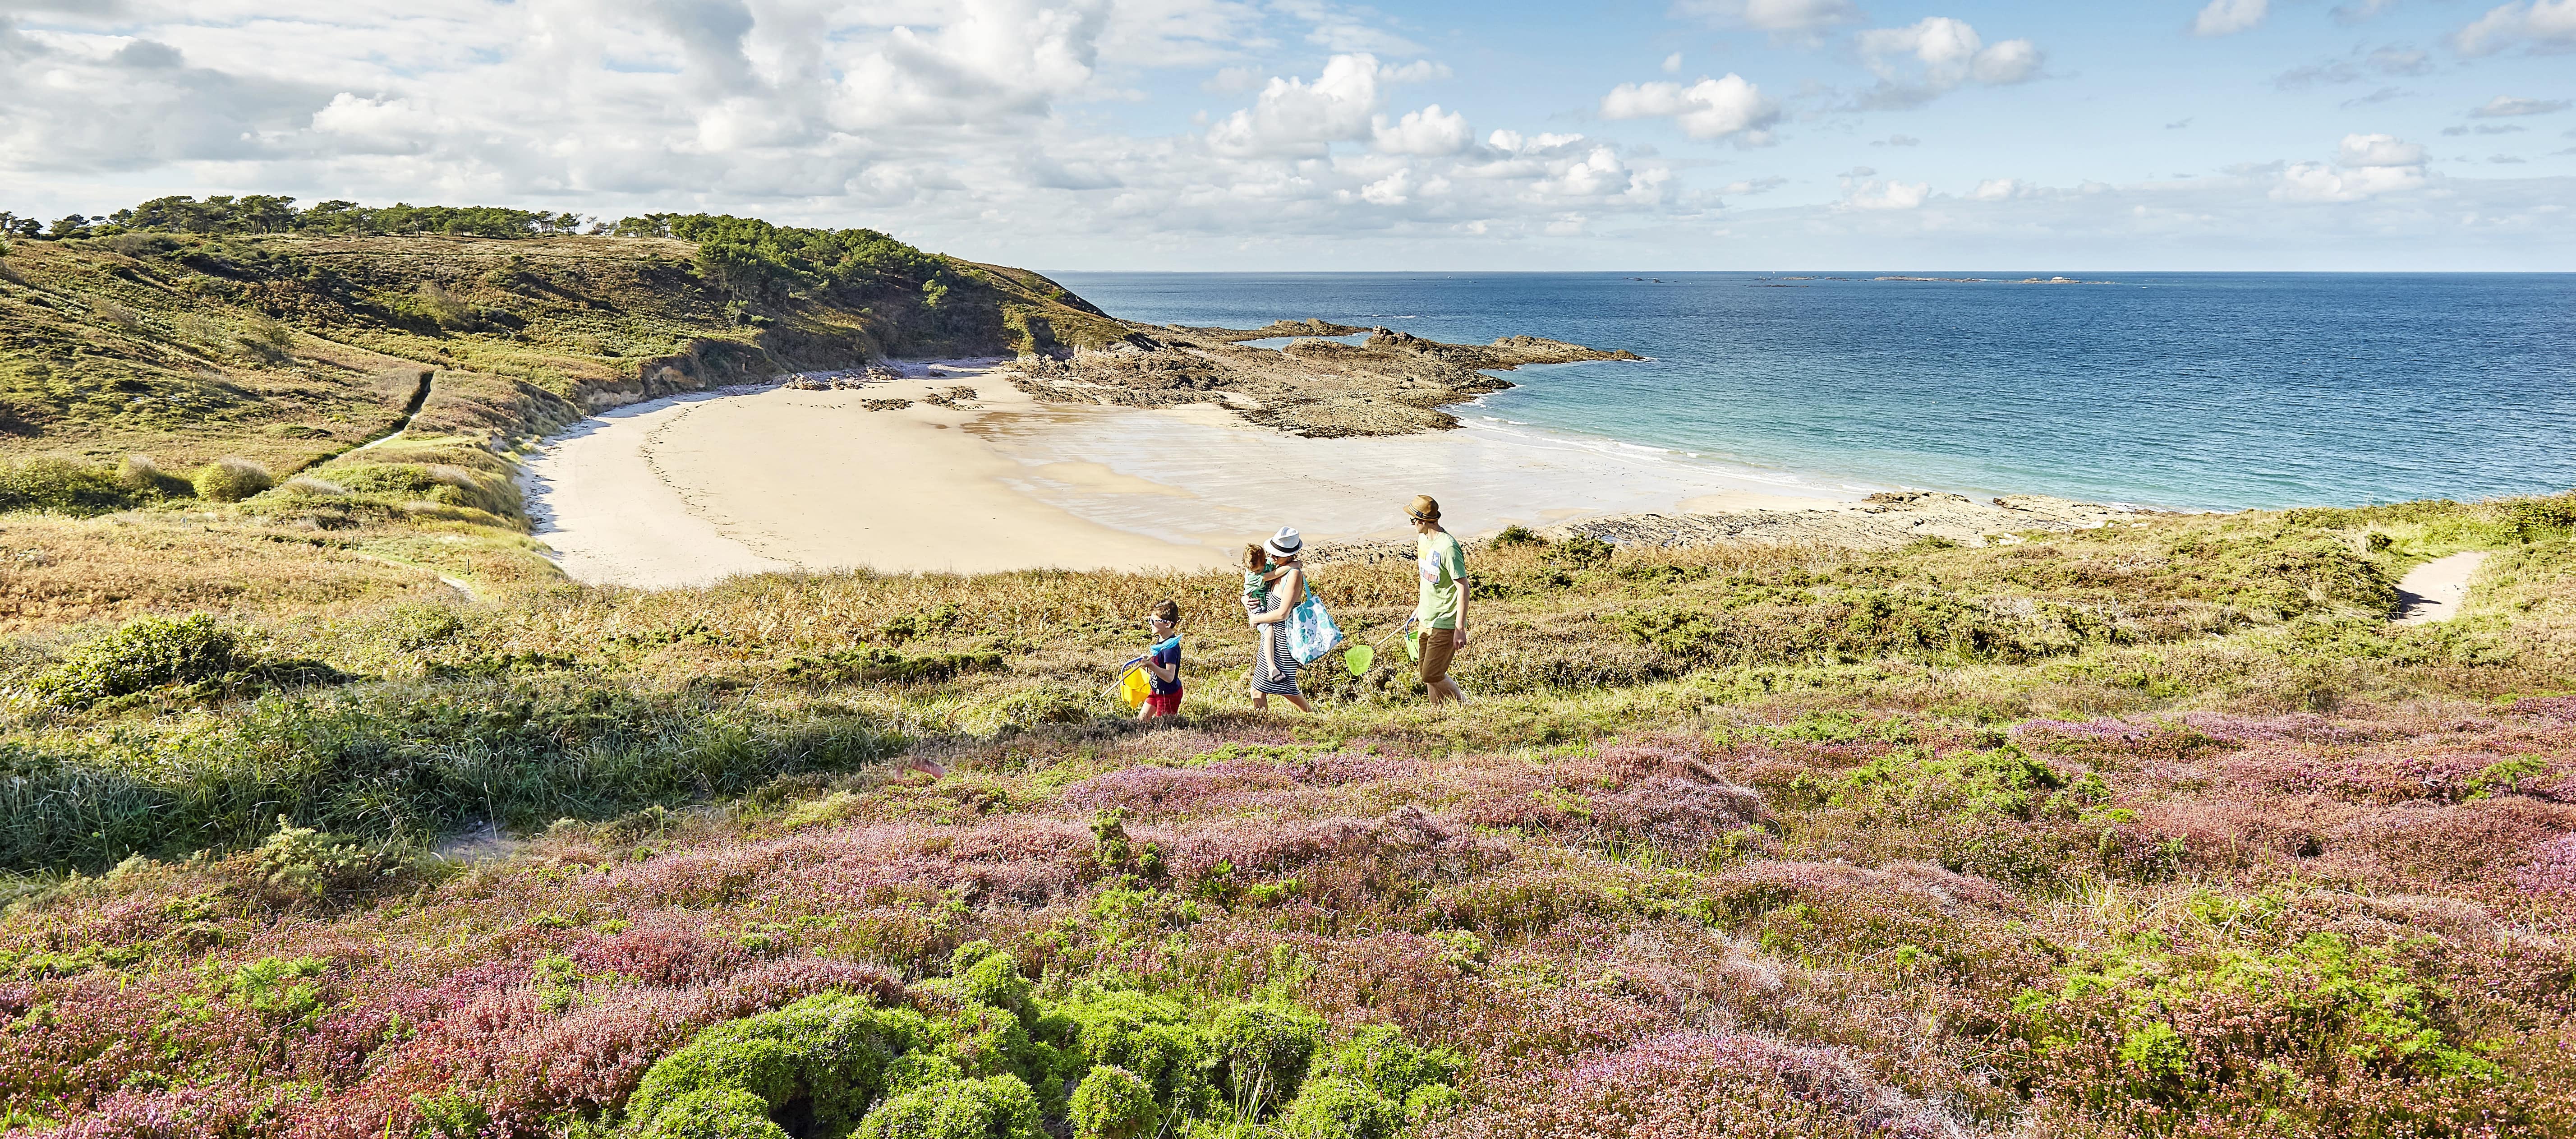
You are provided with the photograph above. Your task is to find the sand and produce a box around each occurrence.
[2395,551,2488,624]
[521,361,1859,588]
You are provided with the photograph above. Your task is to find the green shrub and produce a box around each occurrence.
[618,955,1457,1139]
[29,613,246,708]
[0,457,132,516]
[1204,1001,1326,1110]
[242,814,438,899]
[1276,1075,1403,1139]
[1539,535,1612,570]
[630,1088,790,1139]
[1306,1025,1462,1108]
[193,457,274,502]
[1490,524,1545,549]
[853,1076,1042,1139]
[1068,1066,1159,1139]
[2507,494,2576,542]
[625,993,927,1138]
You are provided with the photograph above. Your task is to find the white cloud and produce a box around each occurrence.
[2192,0,2269,37]
[1841,177,1931,210]
[1357,169,1412,204]
[1970,178,2022,200]
[1855,18,2043,108]
[1205,53,1442,157]
[1371,104,1471,156]
[2339,132,2426,166]
[1661,52,1683,74]
[2272,133,2429,201]
[2453,0,2576,55]
[2473,95,2573,116]
[1600,74,1780,143]
[1670,0,1859,33]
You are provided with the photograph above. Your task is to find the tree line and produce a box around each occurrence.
[0,198,958,312]
[612,212,950,304]
[0,197,596,241]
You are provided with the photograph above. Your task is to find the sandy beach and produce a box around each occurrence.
[520,361,1855,587]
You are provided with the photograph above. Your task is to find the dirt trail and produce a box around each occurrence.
[2395,551,2488,624]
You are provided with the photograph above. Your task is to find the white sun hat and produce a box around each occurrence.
[1264,527,1304,558]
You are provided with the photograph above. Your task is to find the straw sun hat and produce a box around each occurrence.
[1264,527,1304,558]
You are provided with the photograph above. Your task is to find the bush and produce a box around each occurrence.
[2508,494,2576,542]
[194,457,274,502]
[625,993,927,1137]
[1069,1066,1159,1139]
[239,814,437,900]
[281,476,348,496]
[1204,1001,1326,1110]
[29,612,247,709]
[117,454,195,499]
[617,956,1457,1139]
[0,456,132,515]
[630,1088,790,1139]
[854,1076,1044,1139]
[1276,1075,1403,1139]
[1539,535,1612,570]
[1490,524,1545,549]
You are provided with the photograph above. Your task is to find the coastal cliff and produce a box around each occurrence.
[0,205,1124,476]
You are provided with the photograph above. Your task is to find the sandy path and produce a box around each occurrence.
[2394,550,2488,624]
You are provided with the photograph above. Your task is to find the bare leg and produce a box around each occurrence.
[1284,693,1317,714]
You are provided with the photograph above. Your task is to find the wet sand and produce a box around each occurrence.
[520,362,1855,587]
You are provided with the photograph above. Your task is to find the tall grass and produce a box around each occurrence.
[0,682,902,871]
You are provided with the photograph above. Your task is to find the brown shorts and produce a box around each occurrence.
[1418,626,1459,685]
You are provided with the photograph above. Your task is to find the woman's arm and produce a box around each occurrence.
[1252,567,1304,624]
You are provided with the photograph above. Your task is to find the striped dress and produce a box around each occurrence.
[1253,572,1303,696]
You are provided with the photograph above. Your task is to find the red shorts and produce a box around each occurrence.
[1144,687,1183,716]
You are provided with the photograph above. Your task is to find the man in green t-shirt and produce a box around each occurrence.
[1409,494,1468,706]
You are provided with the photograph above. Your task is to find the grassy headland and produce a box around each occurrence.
[0,200,2573,1138]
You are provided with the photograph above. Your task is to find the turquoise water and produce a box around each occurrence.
[1049,272,2576,511]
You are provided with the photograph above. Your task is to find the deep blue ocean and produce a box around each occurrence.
[1049,272,2576,512]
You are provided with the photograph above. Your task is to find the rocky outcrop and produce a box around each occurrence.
[1008,319,1640,438]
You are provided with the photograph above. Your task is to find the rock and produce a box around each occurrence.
[1007,317,1638,438]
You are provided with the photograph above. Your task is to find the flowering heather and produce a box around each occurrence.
[1432,1030,1953,1139]
[6,496,2576,1136]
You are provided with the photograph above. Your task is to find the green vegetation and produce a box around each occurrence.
[622,943,1454,1139]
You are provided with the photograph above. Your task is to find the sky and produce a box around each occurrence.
[1,0,2571,270]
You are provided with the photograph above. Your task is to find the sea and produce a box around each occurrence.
[1049,272,2576,512]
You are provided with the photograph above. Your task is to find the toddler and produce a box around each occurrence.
[1242,544,1288,683]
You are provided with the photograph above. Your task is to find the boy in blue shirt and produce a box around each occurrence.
[1139,599,1183,719]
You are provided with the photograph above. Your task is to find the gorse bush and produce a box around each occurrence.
[619,943,1459,1139]
[193,456,274,502]
[28,612,247,709]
